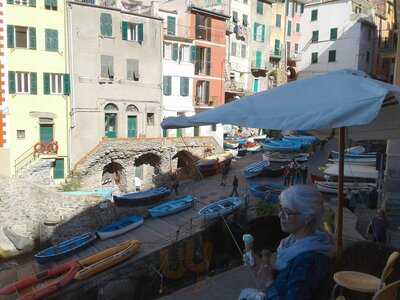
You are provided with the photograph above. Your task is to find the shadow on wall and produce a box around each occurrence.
[102,162,127,193]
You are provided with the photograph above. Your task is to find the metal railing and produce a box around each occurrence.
[225,80,245,92]
[251,60,268,70]
[270,49,282,58]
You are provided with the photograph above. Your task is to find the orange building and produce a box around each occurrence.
[189,6,229,109]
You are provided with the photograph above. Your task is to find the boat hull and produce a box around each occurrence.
[148,195,194,218]
[114,187,171,207]
[198,197,243,220]
[96,216,144,240]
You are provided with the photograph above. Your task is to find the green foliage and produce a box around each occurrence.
[60,175,82,192]
[256,201,279,217]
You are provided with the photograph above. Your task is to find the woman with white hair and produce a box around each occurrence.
[240,185,334,300]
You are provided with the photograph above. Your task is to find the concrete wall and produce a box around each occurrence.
[68,3,163,166]
[6,1,69,176]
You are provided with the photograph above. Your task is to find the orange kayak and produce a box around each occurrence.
[75,240,141,280]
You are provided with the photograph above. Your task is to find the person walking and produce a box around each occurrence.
[221,164,229,186]
[231,175,239,197]
[370,209,389,244]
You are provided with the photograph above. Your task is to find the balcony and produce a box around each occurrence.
[251,60,268,77]
[194,97,214,107]
[270,49,282,59]
[288,53,302,61]
[163,26,193,41]
[224,80,246,94]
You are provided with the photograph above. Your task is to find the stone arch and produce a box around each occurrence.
[134,153,161,169]
[126,104,139,112]
[102,161,127,192]
[104,103,119,111]
[172,150,201,180]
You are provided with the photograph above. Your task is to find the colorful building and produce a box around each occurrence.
[269,0,286,86]
[4,0,70,181]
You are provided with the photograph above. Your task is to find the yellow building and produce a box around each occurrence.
[3,0,69,181]
[269,0,286,86]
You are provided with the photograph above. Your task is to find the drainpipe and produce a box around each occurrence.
[63,0,71,175]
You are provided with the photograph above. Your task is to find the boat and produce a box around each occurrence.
[237,147,247,156]
[244,142,262,152]
[249,182,286,200]
[148,195,195,218]
[244,160,270,179]
[261,141,302,152]
[315,180,375,195]
[96,215,144,240]
[35,232,97,264]
[247,135,267,143]
[196,152,233,176]
[263,163,286,177]
[323,164,378,181]
[284,135,318,144]
[345,145,366,154]
[263,152,309,163]
[330,151,376,159]
[328,157,377,166]
[198,197,243,220]
[223,140,239,149]
[114,186,171,207]
[75,240,141,280]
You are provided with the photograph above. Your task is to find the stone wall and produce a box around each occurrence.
[73,137,222,193]
[17,158,55,186]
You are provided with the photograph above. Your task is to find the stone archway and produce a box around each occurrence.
[134,153,162,188]
[172,150,201,180]
[102,161,127,192]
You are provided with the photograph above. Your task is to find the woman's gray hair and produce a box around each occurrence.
[280,184,325,232]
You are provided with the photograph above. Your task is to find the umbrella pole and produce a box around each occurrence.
[336,127,345,255]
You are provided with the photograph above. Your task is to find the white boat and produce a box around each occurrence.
[315,180,375,195]
[247,135,267,143]
[328,157,376,166]
[323,164,378,180]
[346,145,366,154]
[198,197,243,220]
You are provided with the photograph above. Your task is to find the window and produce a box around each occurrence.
[311,9,318,21]
[296,23,300,32]
[311,52,318,64]
[17,130,25,139]
[147,113,155,126]
[243,14,248,27]
[164,42,178,61]
[253,78,260,93]
[50,74,63,94]
[122,22,144,43]
[195,80,210,105]
[53,159,64,179]
[312,30,319,43]
[295,43,299,54]
[12,0,28,5]
[127,59,139,81]
[366,51,370,63]
[163,76,172,95]
[180,77,189,96]
[45,0,57,10]
[180,45,191,62]
[328,50,336,62]
[15,26,28,48]
[275,14,281,27]
[232,11,238,23]
[194,47,211,75]
[300,3,304,13]
[167,16,176,35]
[330,28,337,40]
[45,29,58,52]
[287,20,291,36]
[231,42,237,56]
[195,14,211,41]
[253,23,265,42]
[16,72,30,93]
[100,55,114,80]
[100,13,112,37]
[274,39,280,55]
[257,0,263,14]
[7,25,36,49]
[211,124,217,131]
[241,44,247,58]
[104,103,118,138]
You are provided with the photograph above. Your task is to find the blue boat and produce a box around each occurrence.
[244,160,269,178]
[262,141,301,152]
[148,195,195,218]
[249,182,286,201]
[35,232,97,264]
[199,197,243,220]
[63,188,114,200]
[114,187,171,207]
[96,215,144,240]
[330,151,376,159]
[284,135,318,144]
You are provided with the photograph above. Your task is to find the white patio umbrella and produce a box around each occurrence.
[162,69,400,253]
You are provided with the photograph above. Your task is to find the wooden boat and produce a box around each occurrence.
[323,164,378,180]
[75,240,141,280]
[249,182,286,200]
[328,157,376,166]
[315,180,375,195]
[148,195,195,218]
[198,197,243,220]
[114,186,171,207]
[244,142,262,152]
[247,135,267,143]
[244,160,269,179]
[223,140,239,149]
[96,215,144,240]
[35,232,97,264]
[196,152,233,176]
[0,260,80,299]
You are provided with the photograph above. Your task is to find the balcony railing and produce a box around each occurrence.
[163,25,192,40]
[195,61,211,76]
[225,80,245,93]
[288,53,301,61]
[194,97,213,107]
[251,60,268,71]
[270,49,282,58]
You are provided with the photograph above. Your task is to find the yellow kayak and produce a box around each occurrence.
[75,240,141,280]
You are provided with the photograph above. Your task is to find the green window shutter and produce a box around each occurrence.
[276,14,281,27]
[122,21,128,40]
[53,30,58,51]
[287,21,291,36]
[167,16,176,35]
[29,27,36,50]
[190,46,197,62]
[54,159,64,179]
[163,76,171,96]
[8,71,15,94]
[330,28,337,40]
[100,13,112,37]
[63,74,70,95]
[7,25,14,48]
[51,0,57,9]
[255,51,262,68]
[180,77,189,96]
[311,9,318,21]
[7,0,14,4]
[45,29,58,51]
[43,73,50,94]
[172,44,178,61]
[253,23,257,40]
[261,25,265,42]
[138,23,144,44]
[29,0,36,7]
[257,0,263,14]
[30,72,37,95]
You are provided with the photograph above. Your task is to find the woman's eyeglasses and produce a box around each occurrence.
[278,205,301,219]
